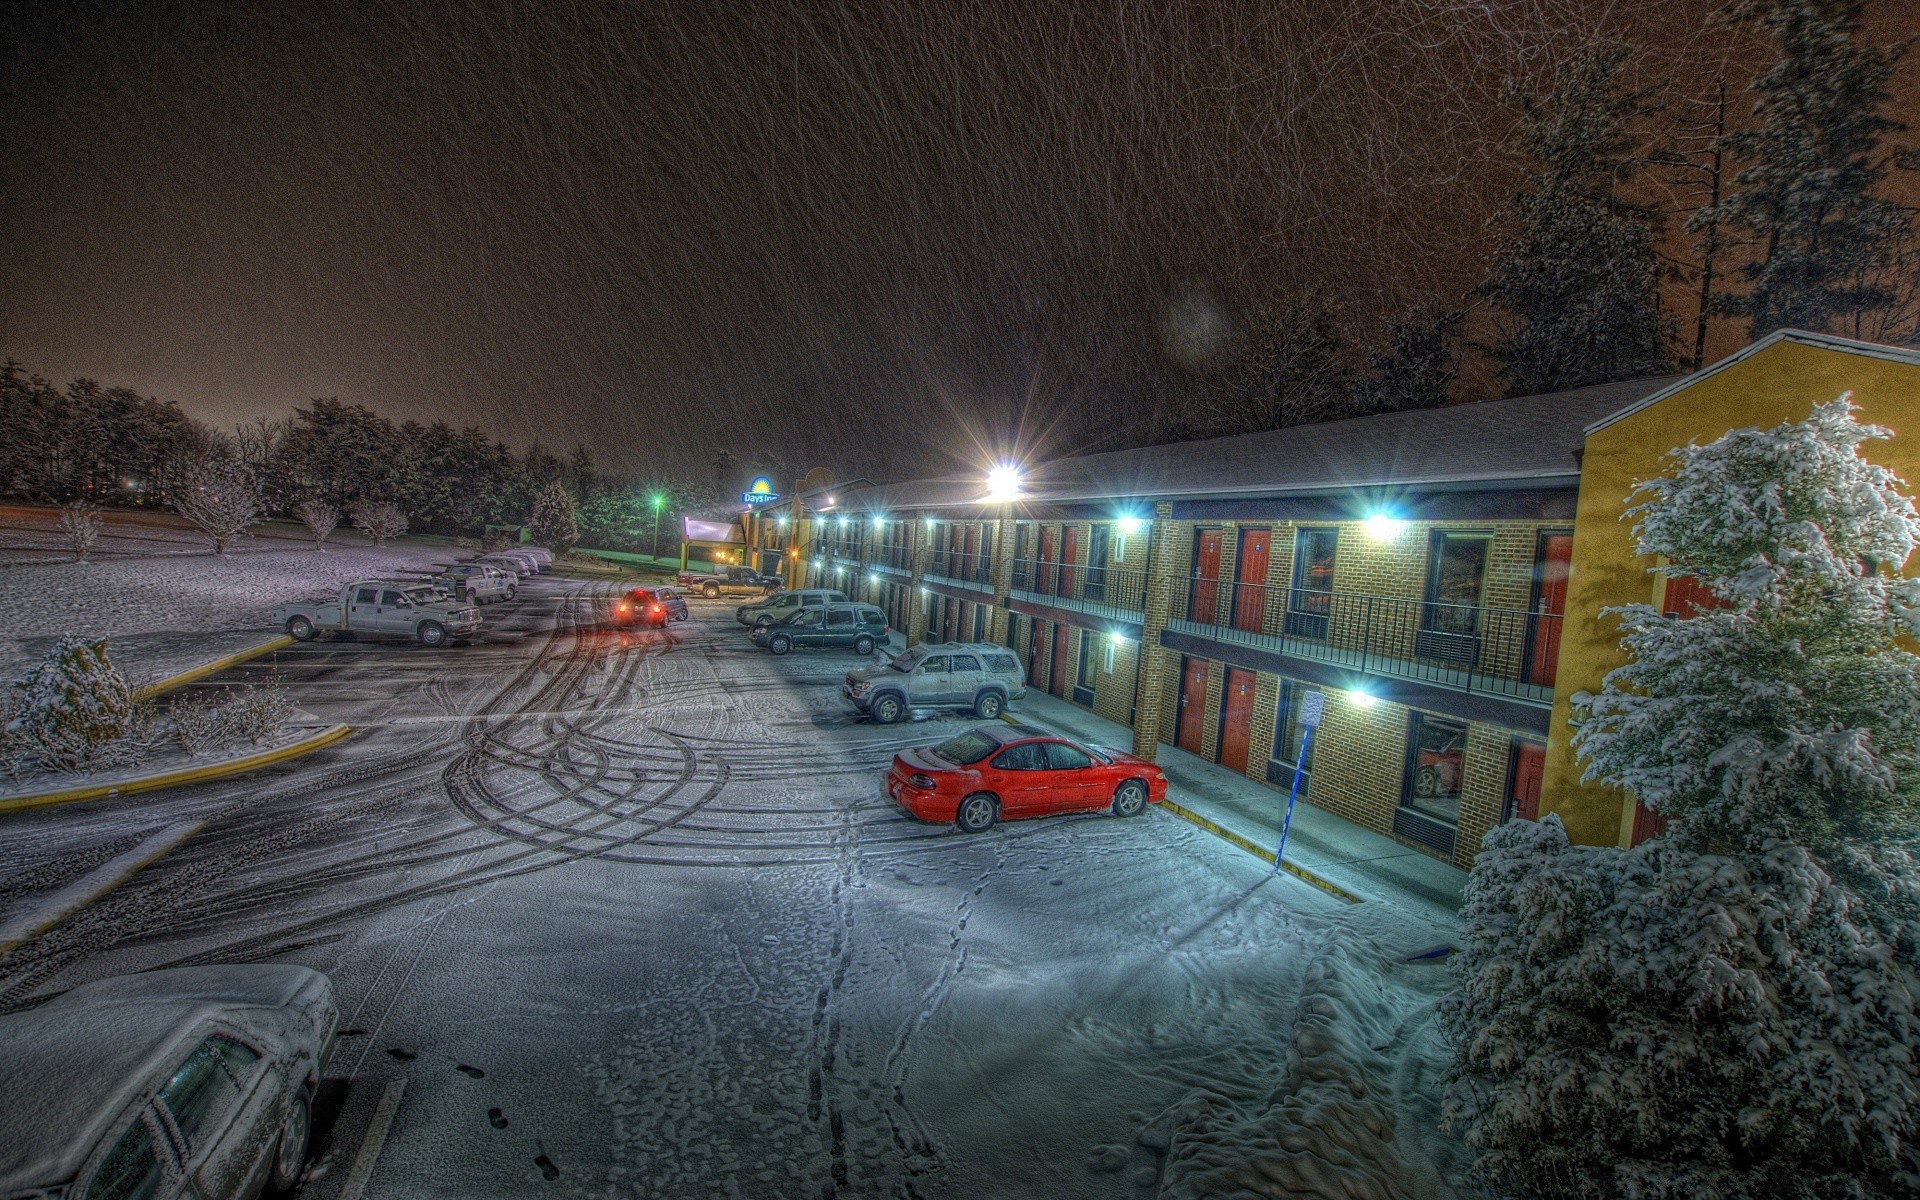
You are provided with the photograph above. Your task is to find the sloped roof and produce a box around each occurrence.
[838,375,1680,513]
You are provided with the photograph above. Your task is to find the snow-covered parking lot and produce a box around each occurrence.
[0,578,1469,1199]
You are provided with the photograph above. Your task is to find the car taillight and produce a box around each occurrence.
[617,602,628,613]
[650,605,662,614]
[909,774,936,790]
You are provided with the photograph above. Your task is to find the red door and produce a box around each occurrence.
[1218,668,1255,773]
[1051,624,1069,697]
[1630,802,1669,846]
[1030,619,1048,691]
[1527,533,1573,684]
[1509,740,1545,821]
[1190,530,1222,623]
[1232,529,1271,633]
[1176,657,1209,754]
[1662,570,1725,619]
[1060,525,1080,599]
[962,524,978,581]
[1038,527,1057,594]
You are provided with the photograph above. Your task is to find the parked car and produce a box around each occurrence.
[518,546,553,572]
[439,563,516,604]
[677,565,782,598]
[610,585,689,627]
[272,580,482,646]
[736,588,848,628]
[749,603,888,655]
[476,551,537,578]
[886,723,1167,832]
[843,642,1027,724]
[0,964,337,1200]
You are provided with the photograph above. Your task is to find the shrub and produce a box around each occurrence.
[60,500,102,563]
[166,693,233,757]
[222,676,293,745]
[6,636,136,772]
[350,499,408,546]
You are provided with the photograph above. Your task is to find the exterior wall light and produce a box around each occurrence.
[985,464,1023,501]
[1364,513,1406,541]
[1117,515,1146,535]
[1348,687,1376,708]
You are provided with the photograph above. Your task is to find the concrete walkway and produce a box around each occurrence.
[1010,690,1467,931]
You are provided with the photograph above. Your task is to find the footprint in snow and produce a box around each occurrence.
[488,1108,509,1129]
[385,1048,416,1062]
[337,1029,369,1038]
[534,1149,561,1181]
[456,1063,486,1078]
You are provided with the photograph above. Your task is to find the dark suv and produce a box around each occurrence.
[737,588,849,628]
[750,603,890,655]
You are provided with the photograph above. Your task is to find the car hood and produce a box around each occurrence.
[0,965,334,1191]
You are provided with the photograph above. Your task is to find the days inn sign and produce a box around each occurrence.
[741,477,781,505]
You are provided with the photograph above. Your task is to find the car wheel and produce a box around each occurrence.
[267,1092,311,1194]
[1112,779,1149,818]
[506,587,516,601]
[853,634,875,655]
[1415,765,1441,797]
[973,691,1004,720]
[754,615,775,628]
[956,792,999,833]
[703,582,720,598]
[769,634,792,655]
[417,620,448,647]
[870,693,905,725]
[286,616,315,641]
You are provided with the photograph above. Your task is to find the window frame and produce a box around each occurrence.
[1400,711,1469,826]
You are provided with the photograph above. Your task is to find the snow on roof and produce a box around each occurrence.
[836,376,1681,513]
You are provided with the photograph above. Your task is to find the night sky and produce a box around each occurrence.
[3,1,1913,480]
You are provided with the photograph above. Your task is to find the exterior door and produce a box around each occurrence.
[1527,533,1573,684]
[1662,570,1725,619]
[1508,740,1546,821]
[1059,525,1080,598]
[1233,528,1271,633]
[1176,657,1210,755]
[1051,624,1069,697]
[962,524,978,581]
[1030,619,1048,691]
[1190,529,1223,623]
[1038,526,1057,594]
[1218,668,1256,773]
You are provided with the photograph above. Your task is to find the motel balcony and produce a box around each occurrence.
[1167,577,1562,708]
[926,549,994,590]
[1008,557,1149,622]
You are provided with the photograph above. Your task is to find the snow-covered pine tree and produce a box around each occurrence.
[530,479,579,553]
[1443,397,1920,1199]
[1353,305,1461,415]
[1706,0,1916,340]
[1478,41,1672,396]
[6,636,136,772]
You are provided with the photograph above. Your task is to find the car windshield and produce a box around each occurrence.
[928,730,1001,765]
[889,646,928,673]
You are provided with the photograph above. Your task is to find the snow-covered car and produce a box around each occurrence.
[439,562,516,604]
[518,546,553,572]
[273,580,481,646]
[475,552,536,579]
[843,642,1027,723]
[0,964,337,1200]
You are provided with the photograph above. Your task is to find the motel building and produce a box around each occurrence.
[740,332,1920,867]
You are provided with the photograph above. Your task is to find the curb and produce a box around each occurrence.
[133,634,296,701]
[0,725,354,815]
[1158,797,1364,905]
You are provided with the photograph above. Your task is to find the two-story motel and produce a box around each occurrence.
[740,331,1920,867]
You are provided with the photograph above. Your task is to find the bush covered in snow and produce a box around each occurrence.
[1444,397,1920,1199]
[350,499,408,546]
[294,498,338,550]
[167,454,264,554]
[4,636,136,772]
[60,500,102,563]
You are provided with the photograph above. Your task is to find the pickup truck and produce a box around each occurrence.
[676,564,783,598]
[273,580,482,647]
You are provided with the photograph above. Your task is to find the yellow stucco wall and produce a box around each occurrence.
[1541,336,1920,847]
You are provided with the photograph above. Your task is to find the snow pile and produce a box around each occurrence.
[1442,816,1920,1199]
[1150,936,1461,1200]
[3,636,135,773]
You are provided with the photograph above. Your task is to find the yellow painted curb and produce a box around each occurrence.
[134,634,296,700]
[0,725,354,814]
[1159,797,1364,905]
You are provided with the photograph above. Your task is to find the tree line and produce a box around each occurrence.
[0,367,722,554]
[1186,0,1920,438]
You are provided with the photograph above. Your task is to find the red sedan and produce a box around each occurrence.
[887,724,1168,833]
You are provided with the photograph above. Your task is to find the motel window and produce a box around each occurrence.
[1085,525,1110,600]
[1267,680,1321,788]
[1423,532,1490,636]
[1076,632,1097,691]
[1402,713,1468,826]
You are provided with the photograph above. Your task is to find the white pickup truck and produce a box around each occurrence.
[273,580,482,647]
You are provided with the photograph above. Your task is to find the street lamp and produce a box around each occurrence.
[649,492,664,561]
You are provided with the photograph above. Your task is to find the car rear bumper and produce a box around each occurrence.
[884,772,951,822]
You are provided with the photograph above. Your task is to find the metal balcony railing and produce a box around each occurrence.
[1169,577,1561,704]
[1008,557,1148,616]
[928,549,993,587]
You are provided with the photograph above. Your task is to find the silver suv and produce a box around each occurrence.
[842,642,1028,724]
[737,588,849,628]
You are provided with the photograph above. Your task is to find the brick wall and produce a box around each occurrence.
[1455,723,1511,868]
[1092,635,1140,726]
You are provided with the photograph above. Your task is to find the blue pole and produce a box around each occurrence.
[1276,725,1314,871]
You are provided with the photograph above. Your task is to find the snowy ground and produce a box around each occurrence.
[0,505,470,685]
[0,579,1475,1199]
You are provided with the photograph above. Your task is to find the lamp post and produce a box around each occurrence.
[649,493,664,563]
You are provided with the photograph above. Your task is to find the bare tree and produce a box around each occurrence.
[350,499,409,546]
[293,498,338,550]
[167,456,263,555]
[59,500,102,563]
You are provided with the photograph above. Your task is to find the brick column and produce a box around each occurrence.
[1130,501,1179,761]
[987,512,1017,645]
[906,518,932,645]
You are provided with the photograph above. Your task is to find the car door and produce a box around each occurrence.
[823,606,857,646]
[947,653,985,706]
[786,609,825,645]
[347,585,381,630]
[157,1031,272,1200]
[914,655,953,703]
[986,741,1051,814]
[378,588,415,635]
[1042,740,1103,810]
